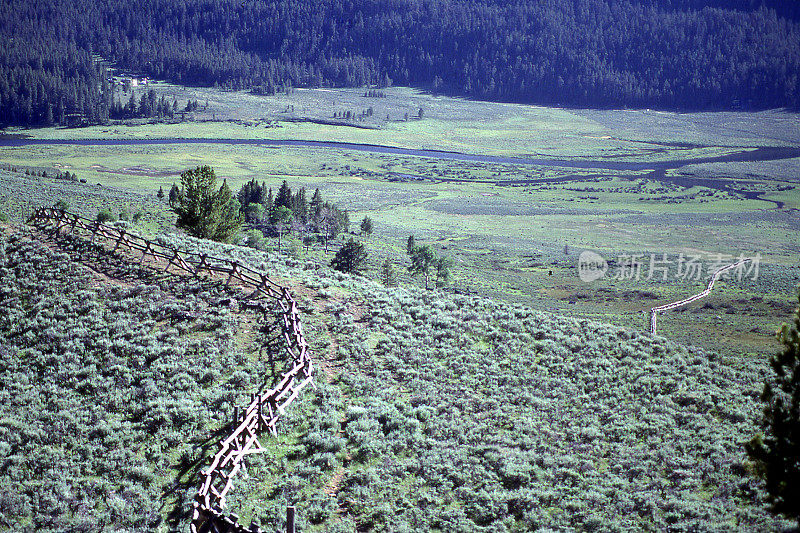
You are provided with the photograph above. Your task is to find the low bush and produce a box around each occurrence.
[0,229,276,531]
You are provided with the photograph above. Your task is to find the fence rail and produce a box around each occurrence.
[649,259,749,335]
[27,208,314,533]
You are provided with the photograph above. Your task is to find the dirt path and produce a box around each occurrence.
[311,295,359,521]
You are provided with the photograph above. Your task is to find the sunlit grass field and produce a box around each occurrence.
[3,86,800,532]
[2,88,799,360]
[16,85,789,162]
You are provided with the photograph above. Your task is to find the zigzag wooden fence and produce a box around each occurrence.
[27,207,314,533]
[650,259,750,335]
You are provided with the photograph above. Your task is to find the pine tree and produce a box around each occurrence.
[292,187,308,223]
[380,259,397,286]
[126,92,138,117]
[360,216,374,237]
[169,183,179,205]
[331,238,368,274]
[746,287,800,527]
[212,179,243,243]
[57,100,65,125]
[406,235,416,256]
[337,208,350,234]
[238,178,266,208]
[265,188,274,214]
[170,166,243,243]
[310,187,323,220]
[275,180,292,209]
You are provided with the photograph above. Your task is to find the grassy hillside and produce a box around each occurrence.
[0,227,281,531]
[3,138,798,363]
[1,221,789,531]
[4,94,798,368]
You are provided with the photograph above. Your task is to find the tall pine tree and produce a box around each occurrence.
[746,287,800,527]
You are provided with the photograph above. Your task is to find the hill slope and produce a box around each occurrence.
[0,225,791,531]
[0,228,276,531]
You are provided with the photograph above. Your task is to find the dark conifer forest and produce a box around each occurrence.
[2,0,800,126]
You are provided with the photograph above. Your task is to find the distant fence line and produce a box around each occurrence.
[649,259,750,335]
[27,207,314,533]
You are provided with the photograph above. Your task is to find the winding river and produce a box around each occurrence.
[1,136,798,207]
[2,137,799,171]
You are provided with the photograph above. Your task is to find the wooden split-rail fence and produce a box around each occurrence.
[27,208,314,533]
[649,258,750,335]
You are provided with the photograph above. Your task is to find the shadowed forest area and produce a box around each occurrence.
[2,0,800,126]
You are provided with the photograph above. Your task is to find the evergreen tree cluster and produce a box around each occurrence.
[333,108,374,120]
[109,89,177,120]
[0,0,110,126]
[2,0,800,127]
[237,179,349,249]
[330,237,368,274]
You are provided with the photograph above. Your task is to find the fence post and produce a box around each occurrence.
[31,209,314,533]
[286,506,295,533]
[257,395,263,432]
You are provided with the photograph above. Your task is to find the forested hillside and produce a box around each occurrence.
[2,0,800,127]
[0,1,111,126]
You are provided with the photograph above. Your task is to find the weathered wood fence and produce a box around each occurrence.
[649,259,750,335]
[27,208,314,533]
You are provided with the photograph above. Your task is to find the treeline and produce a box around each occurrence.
[2,0,800,127]
[109,89,177,120]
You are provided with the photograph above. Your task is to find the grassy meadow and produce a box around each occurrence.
[0,229,273,531]
[2,86,799,358]
[17,84,786,162]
